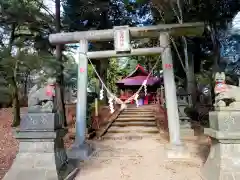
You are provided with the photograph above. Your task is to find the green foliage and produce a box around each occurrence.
[63,53,78,88]
[107,58,120,94]
[88,64,98,92]
[62,0,110,31]
[0,0,57,126]
[124,0,147,5]
[195,73,212,85]
[0,0,54,50]
[88,99,105,128]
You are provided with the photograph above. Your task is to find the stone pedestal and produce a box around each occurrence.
[165,144,191,159]
[67,142,94,165]
[3,113,74,180]
[178,97,194,137]
[201,110,240,180]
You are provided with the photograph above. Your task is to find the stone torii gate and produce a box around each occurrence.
[49,22,204,158]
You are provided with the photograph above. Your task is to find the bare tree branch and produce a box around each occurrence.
[151,3,187,73]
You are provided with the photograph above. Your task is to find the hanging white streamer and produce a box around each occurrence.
[99,85,104,100]
[108,96,114,113]
[134,94,139,107]
[143,79,147,86]
[144,85,147,96]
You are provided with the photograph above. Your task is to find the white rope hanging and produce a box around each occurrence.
[99,84,104,100]
[143,79,147,96]
[134,93,139,107]
[77,48,166,111]
[108,96,114,114]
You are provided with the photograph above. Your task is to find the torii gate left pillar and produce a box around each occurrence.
[66,39,94,161]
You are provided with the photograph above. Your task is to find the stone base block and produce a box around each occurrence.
[67,142,95,163]
[180,128,194,137]
[201,140,240,180]
[209,111,240,132]
[3,152,74,180]
[164,144,191,159]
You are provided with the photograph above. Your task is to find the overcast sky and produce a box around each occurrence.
[43,0,79,62]
[43,0,62,14]
[232,12,240,32]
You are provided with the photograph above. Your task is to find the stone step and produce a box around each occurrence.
[115,118,155,123]
[122,109,153,113]
[117,117,155,120]
[124,109,153,112]
[112,121,156,127]
[117,117,155,121]
[101,133,160,140]
[118,113,155,118]
[107,126,159,133]
[107,129,159,134]
[124,106,153,110]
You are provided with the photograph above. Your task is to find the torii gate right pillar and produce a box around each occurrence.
[160,33,190,157]
[160,33,181,145]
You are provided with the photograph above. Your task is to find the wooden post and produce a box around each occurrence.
[160,86,164,106]
[95,98,98,116]
[100,60,108,104]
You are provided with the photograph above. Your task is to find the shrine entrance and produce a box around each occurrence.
[116,64,163,106]
[49,23,204,157]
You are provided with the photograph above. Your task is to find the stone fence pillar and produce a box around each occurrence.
[177,93,194,137]
[201,105,240,180]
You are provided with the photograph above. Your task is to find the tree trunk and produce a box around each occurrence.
[8,23,21,127]
[55,0,67,127]
[188,52,197,105]
[12,58,20,126]
[148,60,153,73]
[11,77,20,127]
[210,23,220,71]
[182,37,196,106]
[209,23,221,102]
[23,72,30,105]
[171,0,196,106]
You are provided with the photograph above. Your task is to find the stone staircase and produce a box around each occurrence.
[103,105,160,139]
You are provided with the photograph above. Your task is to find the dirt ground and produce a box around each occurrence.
[0,107,210,180]
[0,108,20,180]
[0,105,111,179]
[75,127,210,180]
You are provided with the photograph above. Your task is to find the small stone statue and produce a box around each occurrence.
[201,72,240,180]
[28,77,56,112]
[214,72,240,109]
[214,72,226,84]
[215,84,240,107]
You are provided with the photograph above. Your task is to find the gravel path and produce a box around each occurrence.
[75,135,208,180]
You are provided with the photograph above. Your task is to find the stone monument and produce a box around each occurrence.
[201,72,240,180]
[3,78,74,180]
[176,87,194,137]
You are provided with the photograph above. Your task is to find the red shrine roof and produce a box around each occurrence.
[125,64,149,78]
[116,64,161,86]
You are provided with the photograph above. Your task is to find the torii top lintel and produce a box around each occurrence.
[49,22,204,45]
